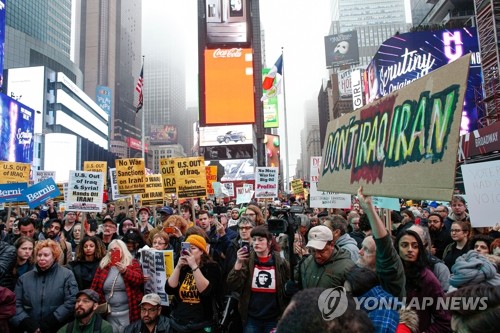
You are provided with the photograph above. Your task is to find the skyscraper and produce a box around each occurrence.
[330,0,409,66]
[78,0,142,156]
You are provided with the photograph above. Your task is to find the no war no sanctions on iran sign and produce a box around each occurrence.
[318,54,471,201]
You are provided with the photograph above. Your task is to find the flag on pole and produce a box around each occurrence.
[261,55,283,101]
[135,65,144,113]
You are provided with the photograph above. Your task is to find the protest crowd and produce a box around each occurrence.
[1,189,500,333]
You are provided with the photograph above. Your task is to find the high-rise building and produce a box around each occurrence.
[330,0,409,67]
[78,0,142,155]
[4,0,83,84]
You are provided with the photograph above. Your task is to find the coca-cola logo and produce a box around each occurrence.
[213,48,243,58]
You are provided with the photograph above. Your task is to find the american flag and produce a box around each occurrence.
[135,65,144,113]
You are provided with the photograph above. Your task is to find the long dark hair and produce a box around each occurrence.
[75,235,107,262]
[394,229,429,291]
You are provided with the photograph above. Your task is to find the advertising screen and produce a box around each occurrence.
[324,31,360,68]
[96,85,112,117]
[203,48,255,125]
[368,27,482,133]
[0,94,35,163]
[199,124,253,146]
[0,0,5,85]
[150,124,178,145]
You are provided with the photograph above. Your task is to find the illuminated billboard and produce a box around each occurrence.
[96,85,112,117]
[0,94,35,164]
[199,124,253,146]
[262,68,279,128]
[200,144,254,160]
[203,48,255,125]
[0,0,5,85]
[368,27,482,133]
[324,31,360,68]
[265,134,280,169]
[150,124,178,145]
[206,0,251,46]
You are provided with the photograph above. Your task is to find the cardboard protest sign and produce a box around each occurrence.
[205,166,217,195]
[318,54,471,201]
[34,171,56,184]
[291,179,304,195]
[21,177,61,209]
[53,183,66,202]
[255,167,278,198]
[83,161,107,189]
[461,160,500,227]
[174,157,207,199]
[142,249,175,306]
[116,158,146,195]
[236,186,254,204]
[160,158,176,196]
[0,183,27,203]
[0,162,30,184]
[67,171,104,212]
[309,157,351,208]
[141,174,164,206]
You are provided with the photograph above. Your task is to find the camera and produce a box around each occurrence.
[267,205,304,234]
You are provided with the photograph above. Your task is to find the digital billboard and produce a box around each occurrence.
[324,31,360,68]
[206,0,251,46]
[199,124,253,146]
[200,144,254,160]
[203,48,255,125]
[0,0,5,86]
[262,68,279,128]
[0,94,35,163]
[265,134,280,169]
[368,27,482,133]
[150,124,178,145]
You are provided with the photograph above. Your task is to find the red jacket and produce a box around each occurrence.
[90,259,144,323]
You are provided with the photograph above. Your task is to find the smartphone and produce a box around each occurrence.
[241,241,250,252]
[110,248,121,265]
[164,226,175,234]
[181,242,191,255]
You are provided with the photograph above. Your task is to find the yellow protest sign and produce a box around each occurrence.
[160,158,176,196]
[174,157,207,199]
[141,174,165,206]
[54,183,65,202]
[0,162,31,184]
[205,166,217,195]
[84,161,107,189]
[291,179,304,195]
[116,158,146,194]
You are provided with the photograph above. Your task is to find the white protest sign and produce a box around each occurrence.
[222,182,235,197]
[310,157,350,208]
[67,171,104,212]
[236,187,254,204]
[213,182,230,198]
[109,168,127,201]
[461,160,500,227]
[34,170,56,184]
[141,249,175,306]
[255,167,278,198]
[371,196,401,211]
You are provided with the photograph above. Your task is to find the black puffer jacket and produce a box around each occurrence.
[0,241,16,290]
[124,315,171,333]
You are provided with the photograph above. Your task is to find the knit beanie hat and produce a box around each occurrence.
[449,250,500,288]
[186,235,208,255]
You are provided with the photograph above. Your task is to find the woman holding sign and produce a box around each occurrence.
[91,239,144,333]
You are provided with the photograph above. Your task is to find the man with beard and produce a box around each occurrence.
[124,293,171,333]
[44,219,73,265]
[57,289,112,333]
[428,213,453,259]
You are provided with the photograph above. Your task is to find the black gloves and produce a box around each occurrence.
[284,279,299,298]
[20,317,39,333]
[40,313,59,333]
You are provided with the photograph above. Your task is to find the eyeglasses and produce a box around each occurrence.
[239,226,253,230]
[140,306,159,314]
[450,229,463,233]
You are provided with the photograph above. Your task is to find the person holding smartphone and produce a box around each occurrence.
[91,239,144,333]
[166,234,222,332]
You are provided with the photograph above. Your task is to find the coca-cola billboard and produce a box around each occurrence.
[212,48,243,58]
[202,47,255,125]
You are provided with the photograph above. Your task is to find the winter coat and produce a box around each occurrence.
[296,246,354,289]
[11,263,79,330]
[124,315,171,333]
[0,241,16,290]
[374,234,406,299]
[90,259,144,323]
[227,251,289,323]
[335,233,360,262]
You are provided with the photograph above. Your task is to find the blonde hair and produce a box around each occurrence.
[35,239,62,263]
[99,239,134,269]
